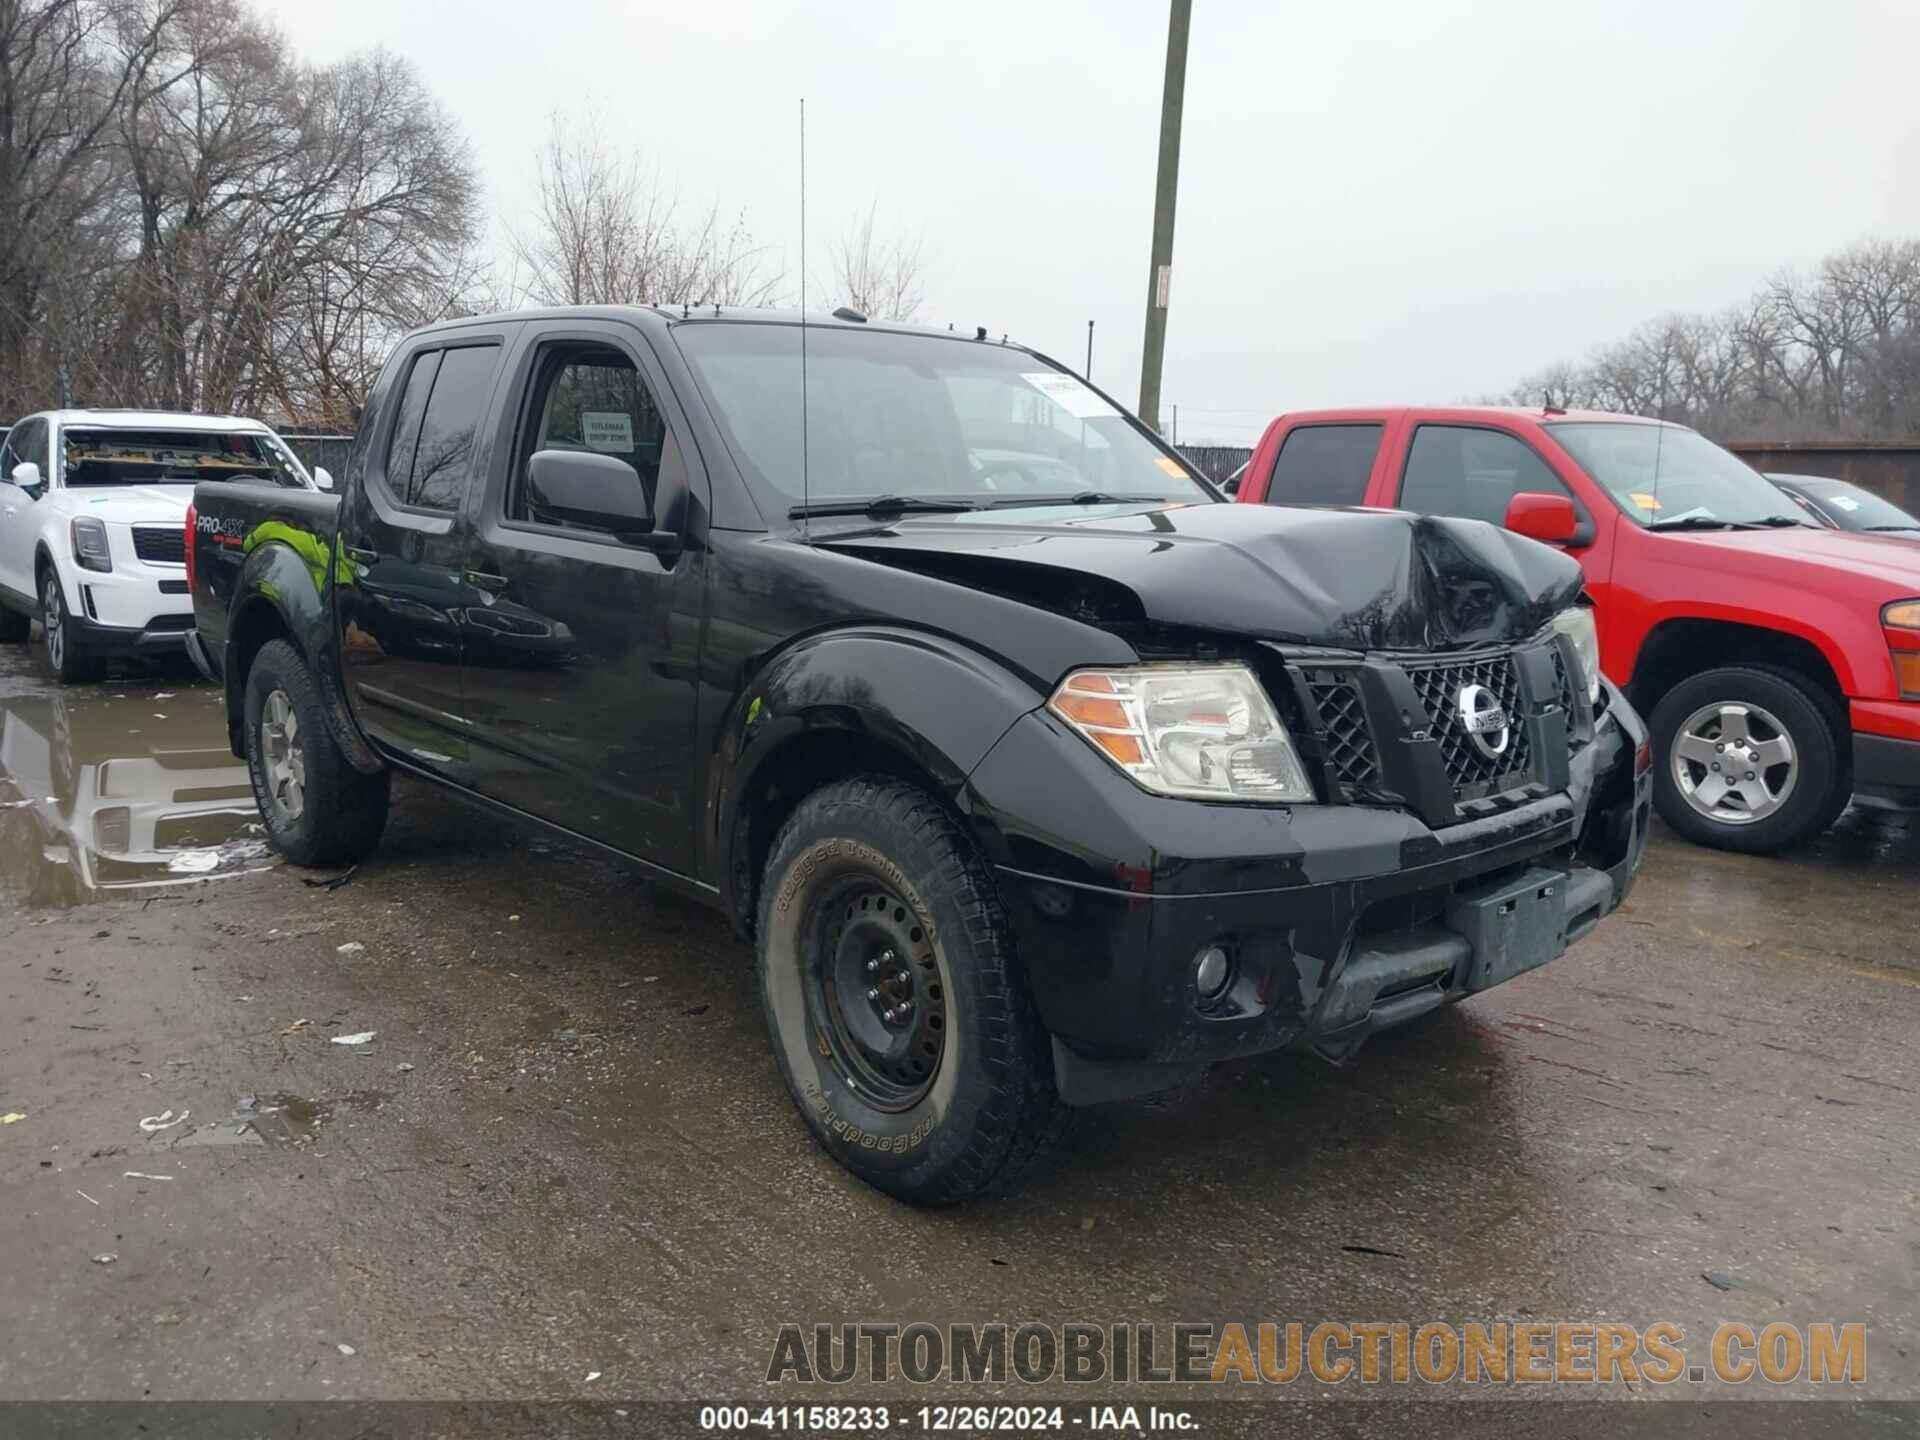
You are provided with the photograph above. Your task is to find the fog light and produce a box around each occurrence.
[1194,944,1232,999]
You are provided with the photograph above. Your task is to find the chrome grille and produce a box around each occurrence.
[1303,670,1381,789]
[1403,651,1533,797]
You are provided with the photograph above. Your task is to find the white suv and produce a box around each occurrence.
[0,410,322,682]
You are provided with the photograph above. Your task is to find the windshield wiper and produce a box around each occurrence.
[1866,524,1920,533]
[988,491,1165,508]
[788,495,979,519]
[1747,515,1811,527]
[1647,515,1741,531]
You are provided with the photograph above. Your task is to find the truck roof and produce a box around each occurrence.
[1274,405,1668,427]
[415,304,1022,348]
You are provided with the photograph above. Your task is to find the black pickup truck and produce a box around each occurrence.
[188,306,1651,1203]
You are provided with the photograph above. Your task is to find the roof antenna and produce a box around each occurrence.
[798,97,810,543]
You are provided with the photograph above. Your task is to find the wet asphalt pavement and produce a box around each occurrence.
[1,640,1916,1429]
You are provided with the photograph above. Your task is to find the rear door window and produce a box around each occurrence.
[1399,425,1575,525]
[408,345,502,511]
[382,350,442,504]
[1264,424,1382,506]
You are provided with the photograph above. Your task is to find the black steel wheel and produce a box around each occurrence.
[757,775,1070,1205]
[806,877,947,1110]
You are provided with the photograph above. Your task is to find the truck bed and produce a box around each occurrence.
[189,480,341,666]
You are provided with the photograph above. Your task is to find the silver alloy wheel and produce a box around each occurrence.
[42,574,64,670]
[1671,700,1798,825]
[260,689,307,822]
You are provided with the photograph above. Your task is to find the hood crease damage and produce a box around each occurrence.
[820,504,1585,651]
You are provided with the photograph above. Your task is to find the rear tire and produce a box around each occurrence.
[1649,664,1846,854]
[756,776,1069,1205]
[0,603,27,643]
[37,566,105,683]
[243,638,389,866]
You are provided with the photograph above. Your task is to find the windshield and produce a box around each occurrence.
[1778,476,1920,532]
[61,428,308,488]
[1547,422,1809,529]
[672,323,1212,514]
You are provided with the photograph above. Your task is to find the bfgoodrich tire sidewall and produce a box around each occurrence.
[761,830,987,1189]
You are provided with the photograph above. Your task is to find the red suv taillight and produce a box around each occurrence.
[184,501,197,593]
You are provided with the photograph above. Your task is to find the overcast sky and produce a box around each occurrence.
[263,0,1920,445]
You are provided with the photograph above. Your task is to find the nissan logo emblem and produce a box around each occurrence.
[1456,683,1511,760]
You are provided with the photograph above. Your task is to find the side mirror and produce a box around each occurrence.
[12,460,43,498]
[1505,491,1581,545]
[528,449,653,533]
[312,466,334,492]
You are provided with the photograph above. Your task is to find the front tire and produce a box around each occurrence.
[38,567,105,683]
[1649,664,1848,854]
[243,639,390,866]
[757,776,1068,1205]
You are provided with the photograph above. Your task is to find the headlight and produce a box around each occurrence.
[1884,600,1920,700]
[70,517,112,573]
[1551,607,1601,705]
[1047,664,1314,801]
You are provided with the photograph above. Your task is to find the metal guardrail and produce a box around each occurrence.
[278,434,353,480]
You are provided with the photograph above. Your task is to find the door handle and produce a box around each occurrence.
[344,546,379,566]
[463,570,509,593]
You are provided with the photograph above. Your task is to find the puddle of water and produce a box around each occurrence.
[245,1090,389,1147]
[0,684,270,907]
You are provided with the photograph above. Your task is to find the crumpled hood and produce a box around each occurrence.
[1646,524,1920,595]
[818,502,1586,649]
[70,486,192,525]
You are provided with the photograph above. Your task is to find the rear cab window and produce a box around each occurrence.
[1263,424,1382,507]
[380,344,502,511]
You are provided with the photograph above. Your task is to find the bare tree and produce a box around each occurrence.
[828,200,926,321]
[0,0,481,426]
[1498,237,1920,442]
[509,109,778,311]
[0,0,177,414]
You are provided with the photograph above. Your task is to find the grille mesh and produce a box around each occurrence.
[1551,647,1576,718]
[1303,671,1381,789]
[1404,652,1533,795]
[133,526,186,564]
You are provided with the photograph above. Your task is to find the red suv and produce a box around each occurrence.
[1236,407,1920,852]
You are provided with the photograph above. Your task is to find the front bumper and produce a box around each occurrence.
[964,681,1651,1103]
[68,610,193,658]
[1851,731,1920,810]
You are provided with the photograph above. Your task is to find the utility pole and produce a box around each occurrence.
[1086,319,1095,381]
[1137,0,1191,432]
